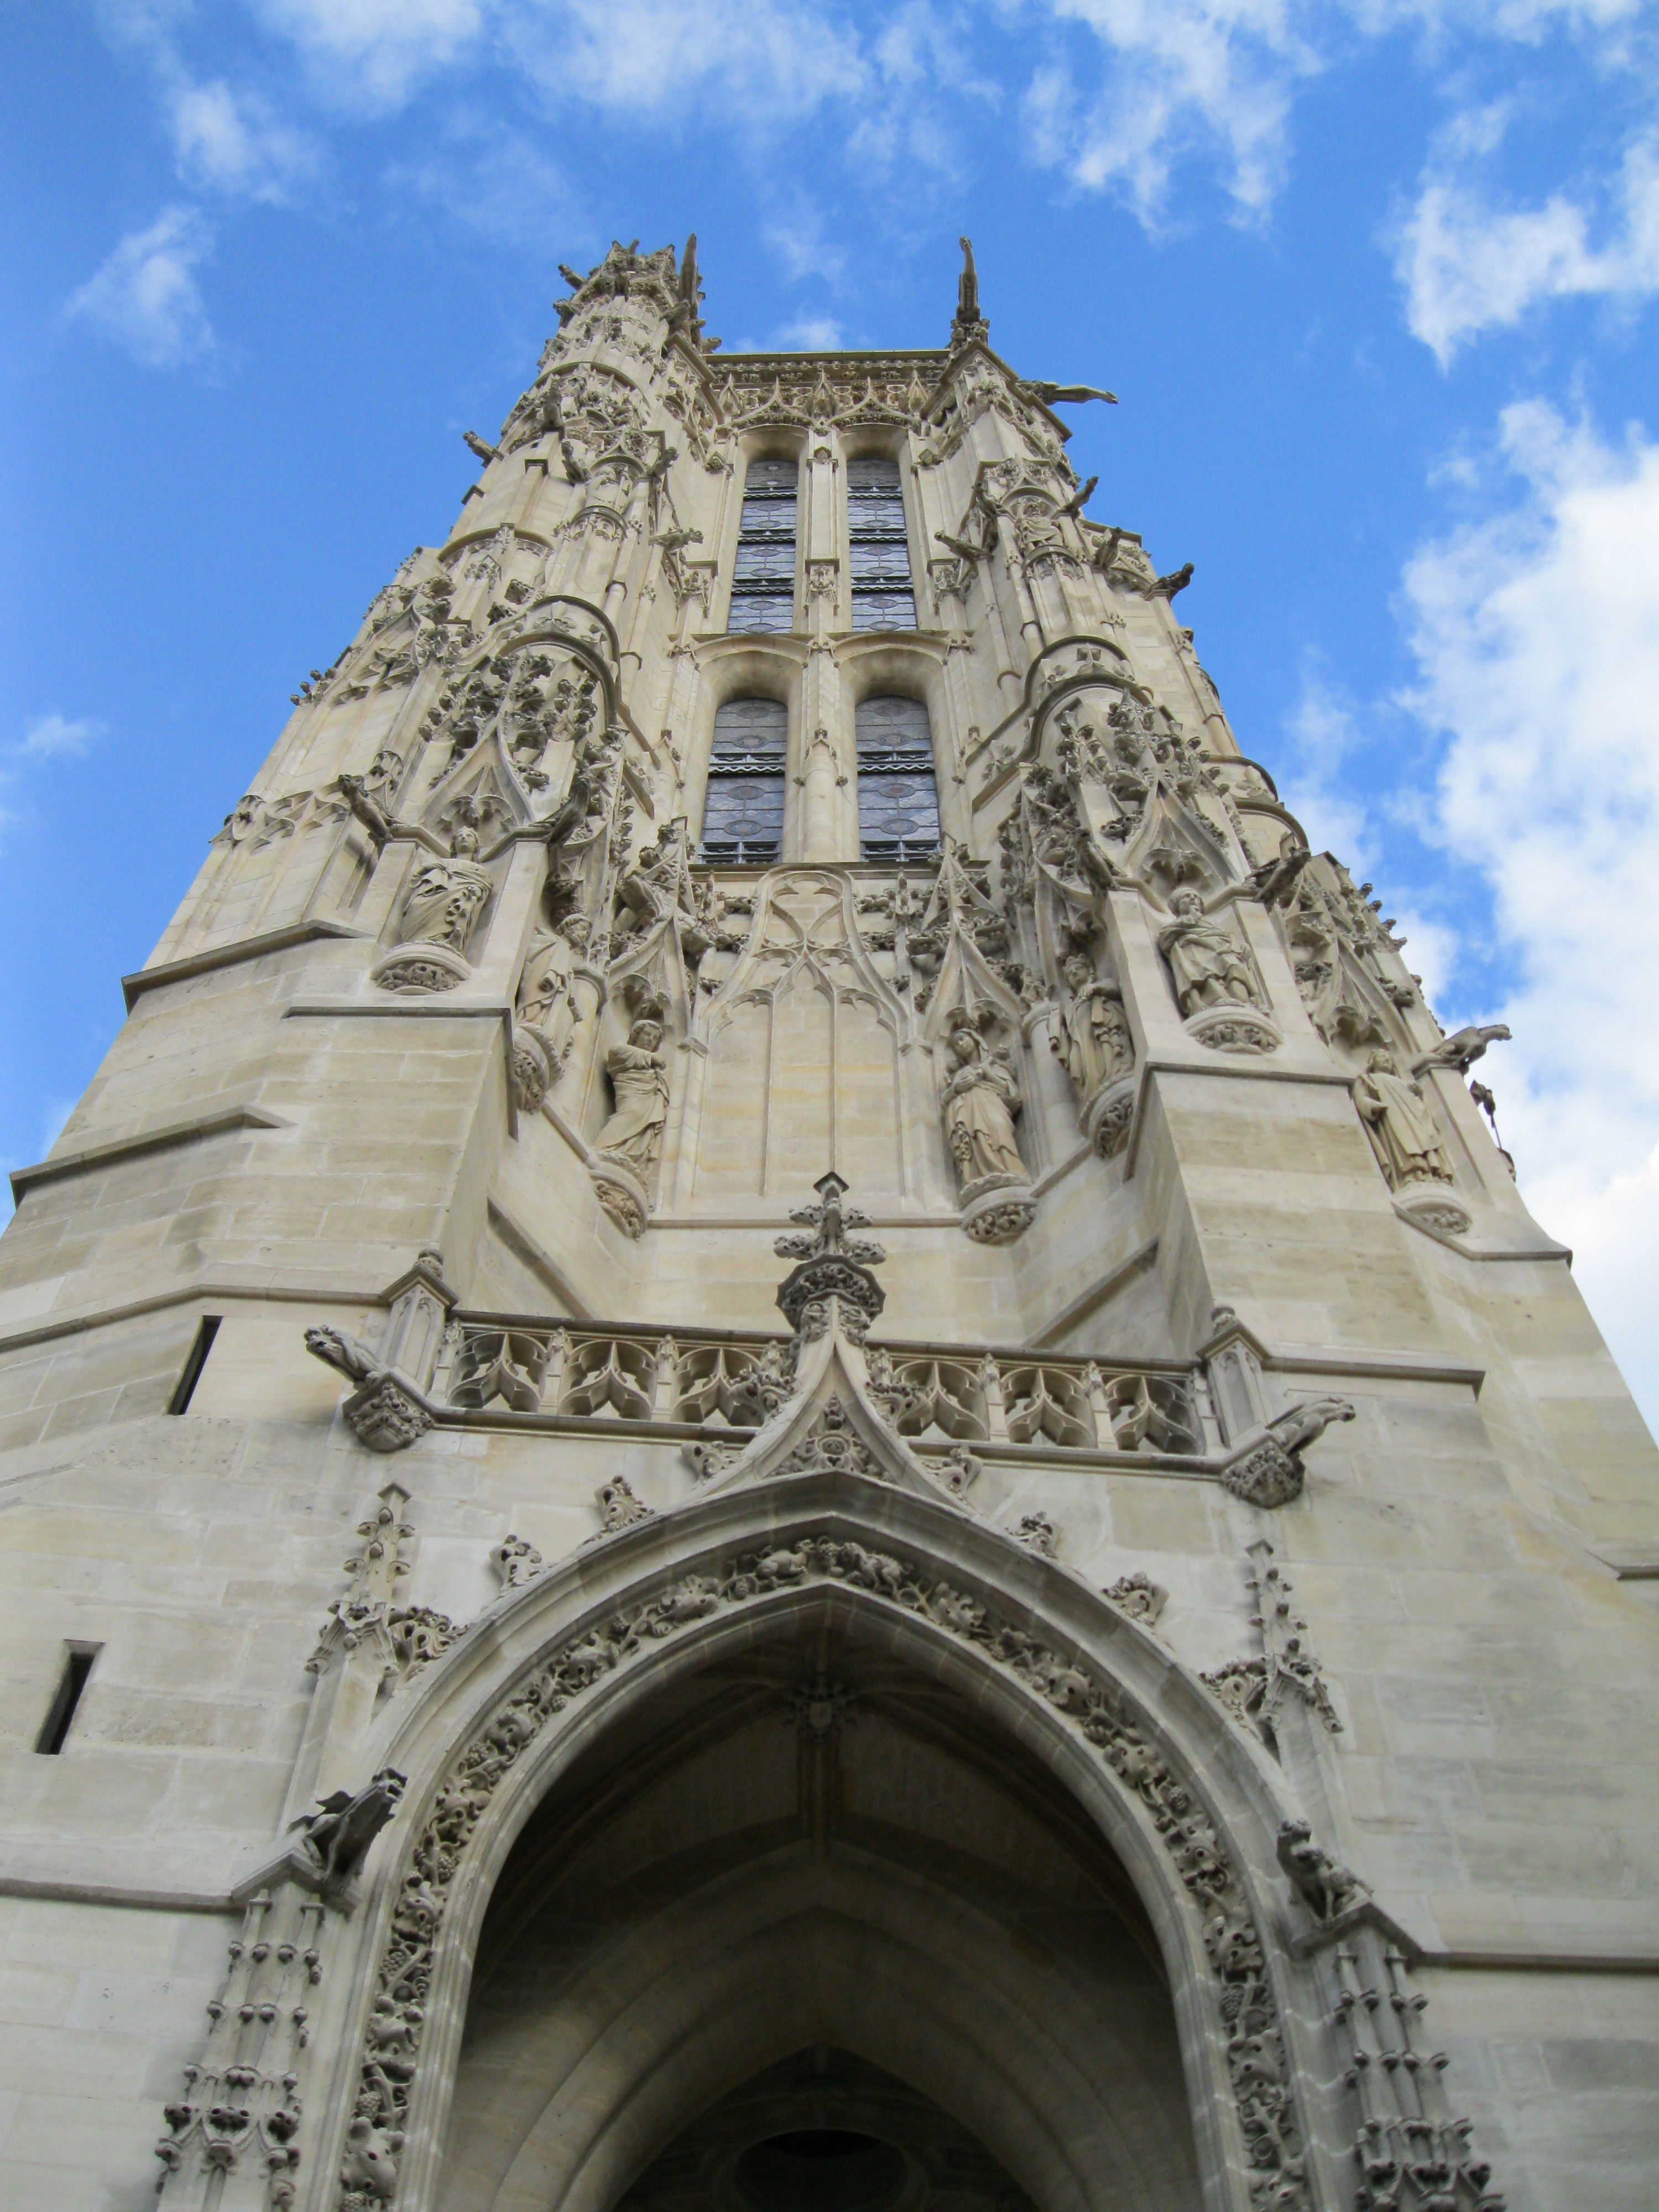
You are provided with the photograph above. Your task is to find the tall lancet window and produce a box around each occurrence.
[857,696,940,862]
[848,457,916,630]
[726,458,799,634]
[701,698,787,864]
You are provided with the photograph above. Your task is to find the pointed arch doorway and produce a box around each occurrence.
[433,1602,1202,2212]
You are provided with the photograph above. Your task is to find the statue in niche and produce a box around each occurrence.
[515,911,593,1055]
[1157,888,1261,1016]
[394,826,493,954]
[595,1017,671,1178]
[942,1021,1026,1185]
[1351,1051,1453,1189]
[1055,953,1133,1100]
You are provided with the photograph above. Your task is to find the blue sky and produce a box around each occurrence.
[3,0,1658,1423]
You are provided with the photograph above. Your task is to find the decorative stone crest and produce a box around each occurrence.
[774,1172,887,1345]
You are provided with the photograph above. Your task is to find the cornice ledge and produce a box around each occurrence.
[122,918,367,1008]
[10,1104,292,1201]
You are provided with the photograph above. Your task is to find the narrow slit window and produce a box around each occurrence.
[701,698,787,865]
[727,458,799,634]
[36,1645,97,1755]
[847,457,916,632]
[168,1314,221,1415]
[857,696,940,863]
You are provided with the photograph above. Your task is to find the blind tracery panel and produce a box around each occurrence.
[727,458,799,634]
[847,457,916,631]
[857,695,939,863]
[702,698,787,864]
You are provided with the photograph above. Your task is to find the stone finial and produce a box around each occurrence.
[774,1173,887,1344]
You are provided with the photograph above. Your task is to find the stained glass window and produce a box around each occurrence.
[701,698,787,864]
[727,458,799,634]
[848,457,916,632]
[857,696,939,863]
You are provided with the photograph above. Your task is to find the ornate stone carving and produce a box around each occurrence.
[342,1377,434,1454]
[596,1475,655,1531]
[1104,1571,1168,1626]
[1220,1398,1354,1508]
[155,1887,324,2203]
[591,1159,649,1239]
[771,1397,885,1483]
[785,1674,858,1739]
[333,1532,1311,2212]
[1014,1511,1058,1557]
[774,1173,888,1345]
[305,1486,414,1679]
[1203,1542,1342,1742]
[1329,1939,1505,2212]
[490,1534,545,1589]
[961,1188,1039,1245]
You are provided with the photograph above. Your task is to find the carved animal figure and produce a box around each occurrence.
[1413,1022,1512,1075]
[1266,1397,1357,1458]
[289,1767,406,1888]
[1276,1818,1367,1923]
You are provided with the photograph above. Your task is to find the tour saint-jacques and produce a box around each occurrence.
[1,238,1653,2212]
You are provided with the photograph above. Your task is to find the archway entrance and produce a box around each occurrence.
[434,1608,1202,2212]
[615,2049,1029,2212]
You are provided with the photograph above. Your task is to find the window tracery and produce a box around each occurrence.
[848,456,916,630]
[727,457,799,634]
[701,697,787,864]
[856,695,940,862]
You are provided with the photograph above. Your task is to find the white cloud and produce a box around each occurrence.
[773,315,846,348]
[1399,132,1659,363]
[167,74,317,200]
[65,207,215,368]
[1401,399,1659,1428]
[1024,0,1316,223]
[15,714,104,761]
[508,0,867,123]
[252,0,490,108]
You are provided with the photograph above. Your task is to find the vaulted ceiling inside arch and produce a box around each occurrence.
[437,1611,1202,2212]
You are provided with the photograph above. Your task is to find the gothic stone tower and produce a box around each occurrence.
[1,239,1655,2212]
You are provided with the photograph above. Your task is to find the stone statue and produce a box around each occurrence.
[516,912,591,1034]
[395,827,492,953]
[595,1018,670,1177]
[942,1024,1025,1185]
[1157,889,1260,1016]
[1352,1051,1453,1188]
[1055,953,1132,1099]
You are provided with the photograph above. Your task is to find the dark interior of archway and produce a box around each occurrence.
[472,1614,1162,1979]
[439,1608,1203,2212]
[614,2048,1033,2212]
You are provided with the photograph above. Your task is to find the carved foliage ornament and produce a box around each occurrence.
[333,1536,1311,2211]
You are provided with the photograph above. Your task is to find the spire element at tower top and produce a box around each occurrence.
[950,236,989,350]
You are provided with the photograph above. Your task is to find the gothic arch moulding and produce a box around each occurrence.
[307,1475,1340,2212]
